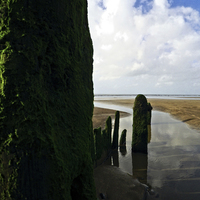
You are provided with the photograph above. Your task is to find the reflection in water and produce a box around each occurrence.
[119,146,127,156]
[102,106,200,200]
[132,125,151,184]
[132,153,148,185]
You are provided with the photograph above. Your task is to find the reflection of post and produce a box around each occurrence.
[148,125,151,143]
[132,153,148,185]
[120,146,127,156]
[112,150,119,167]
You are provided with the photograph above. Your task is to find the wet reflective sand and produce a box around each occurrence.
[104,108,200,200]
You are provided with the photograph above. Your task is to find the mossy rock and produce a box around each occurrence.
[0,0,96,199]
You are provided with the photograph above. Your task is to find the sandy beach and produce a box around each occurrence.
[93,107,130,129]
[93,98,200,131]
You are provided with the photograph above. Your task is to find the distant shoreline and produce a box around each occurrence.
[94,94,200,97]
[93,98,200,132]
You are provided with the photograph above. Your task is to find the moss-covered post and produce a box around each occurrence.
[105,116,112,149]
[112,111,120,149]
[119,129,127,156]
[132,94,148,153]
[147,103,153,125]
[119,129,127,147]
[0,0,96,199]
[94,127,103,160]
[102,129,107,151]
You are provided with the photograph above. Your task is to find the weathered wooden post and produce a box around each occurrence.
[102,129,108,151]
[119,129,127,147]
[105,116,112,149]
[94,127,103,160]
[119,129,127,156]
[112,111,120,149]
[147,102,153,125]
[132,94,148,153]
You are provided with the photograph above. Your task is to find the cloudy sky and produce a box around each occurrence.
[88,0,200,94]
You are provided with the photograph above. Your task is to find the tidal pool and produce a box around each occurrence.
[95,102,200,200]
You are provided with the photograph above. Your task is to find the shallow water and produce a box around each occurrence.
[96,102,200,200]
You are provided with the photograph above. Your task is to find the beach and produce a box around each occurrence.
[93,98,200,131]
[93,107,130,129]
[93,97,200,199]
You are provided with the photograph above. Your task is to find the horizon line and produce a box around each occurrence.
[94,94,200,96]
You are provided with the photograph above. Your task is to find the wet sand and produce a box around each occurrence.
[93,107,130,129]
[94,165,146,200]
[93,98,200,131]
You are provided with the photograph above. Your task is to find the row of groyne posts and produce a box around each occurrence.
[93,94,153,165]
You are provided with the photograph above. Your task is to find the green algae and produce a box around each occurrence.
[0,0,96,199]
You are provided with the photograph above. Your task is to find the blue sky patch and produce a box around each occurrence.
[170,0,200,13]
[98,0,106,10]
[133,0,200,13]
[134,0,153,14]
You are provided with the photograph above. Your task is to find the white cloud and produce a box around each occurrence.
[88,0,200,94]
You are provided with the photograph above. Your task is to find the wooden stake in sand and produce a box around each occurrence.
[132,94,148,153]
[112,111,120,149]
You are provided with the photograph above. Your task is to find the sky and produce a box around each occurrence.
[88,0,200,95]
